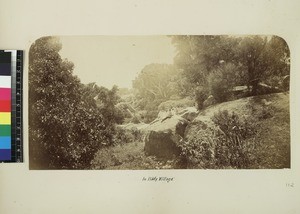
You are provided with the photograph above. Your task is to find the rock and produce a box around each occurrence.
[257,83,281,94]
[158,98,195,111]
[176,120,189,138]
[203,95,216,108]
[178,107,198,121]
[231,85,250,99]
[144,115,189,158]
[184,115,216,143]
[144,130,181,158]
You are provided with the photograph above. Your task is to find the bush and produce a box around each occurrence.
[195,86,209,110]
[91,140,145,170]
[179,110,260,169]
[112,127,134,145]
[29,37,122,169]
[208,63,244,103]
[178,131,216,169]
[212,110,259,168]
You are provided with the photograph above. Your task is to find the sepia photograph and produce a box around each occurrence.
[29,35,290,170]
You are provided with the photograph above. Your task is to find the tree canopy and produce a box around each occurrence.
[29,36,121,169]
[171,35,290,97]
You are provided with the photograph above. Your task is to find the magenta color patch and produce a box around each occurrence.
[0,88,11,100]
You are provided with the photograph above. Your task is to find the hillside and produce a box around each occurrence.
[91,92,290,169]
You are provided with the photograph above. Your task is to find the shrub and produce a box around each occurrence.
[179,110,260,169]
[112,127,133,145]
[91,141,145,169]
[195,86,209,110]
[178,131,216,169]
[212,110,259,168]
[208,63,244,103]
[29,37,122,169]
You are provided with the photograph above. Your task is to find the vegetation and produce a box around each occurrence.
[179,109,260,169]
[212,110,259,168]
[29,37,123,169]
[29,35,290,169]
[132,63,182,122]
[178,93,290,169]
[171,35,290,108]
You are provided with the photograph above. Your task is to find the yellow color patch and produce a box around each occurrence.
[0,113,11,124]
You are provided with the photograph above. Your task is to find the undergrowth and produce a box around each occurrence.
[179,110,261,169]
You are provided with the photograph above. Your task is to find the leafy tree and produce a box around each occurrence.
[171,35,239,91]
[172,35,290,98]
[236,35,290,95]
[132,63,181,122]
[236,36,269,95]
[264,36,290,88]
[208,62,244,103]
[133,64,180,101]
[29,36,120,169]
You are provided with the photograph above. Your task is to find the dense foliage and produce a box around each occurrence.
[179,110,260,169]
[132,63,181,122]
[212,110,259,168]
[131,35,290,115]
[29,37,122,169]
[171,35,290,108]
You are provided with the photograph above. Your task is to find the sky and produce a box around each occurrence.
[59,36,176,89]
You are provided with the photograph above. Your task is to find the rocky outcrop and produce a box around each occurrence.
[144,115,188,158]
[178,107,198,121]
[144,130,181,158]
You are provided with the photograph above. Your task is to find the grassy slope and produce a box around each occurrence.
[91,92,290,169]
[250,93,290,168]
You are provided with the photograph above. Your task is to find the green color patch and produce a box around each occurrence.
[0,125,11,136]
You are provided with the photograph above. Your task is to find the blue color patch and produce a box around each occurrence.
[0,149,11,160]
[0,136,11,149]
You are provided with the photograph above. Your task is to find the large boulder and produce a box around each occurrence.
[144,115,188,158]
[144,130,181,158]
[178,107,198,121]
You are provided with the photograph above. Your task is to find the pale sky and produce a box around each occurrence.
[59,36,176,89]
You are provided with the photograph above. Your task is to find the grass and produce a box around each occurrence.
[249,93,290,168]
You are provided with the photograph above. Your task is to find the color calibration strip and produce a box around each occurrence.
[0,50,23,162]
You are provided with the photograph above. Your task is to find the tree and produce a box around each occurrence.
[172,35,290,98]
[171,35,240,90]
[237,36,269,95]
[133,64,180,101]
[208,62,244,103]
[29,37,119,169]
[264,36,290,88]
[236,35,290,95]
[132,63,181,122]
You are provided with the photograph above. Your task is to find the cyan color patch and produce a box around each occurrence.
[0,136,11,149]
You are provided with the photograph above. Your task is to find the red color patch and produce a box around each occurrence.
[0,100,11,112]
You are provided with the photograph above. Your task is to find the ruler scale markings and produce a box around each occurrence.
[0,50,23,162]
